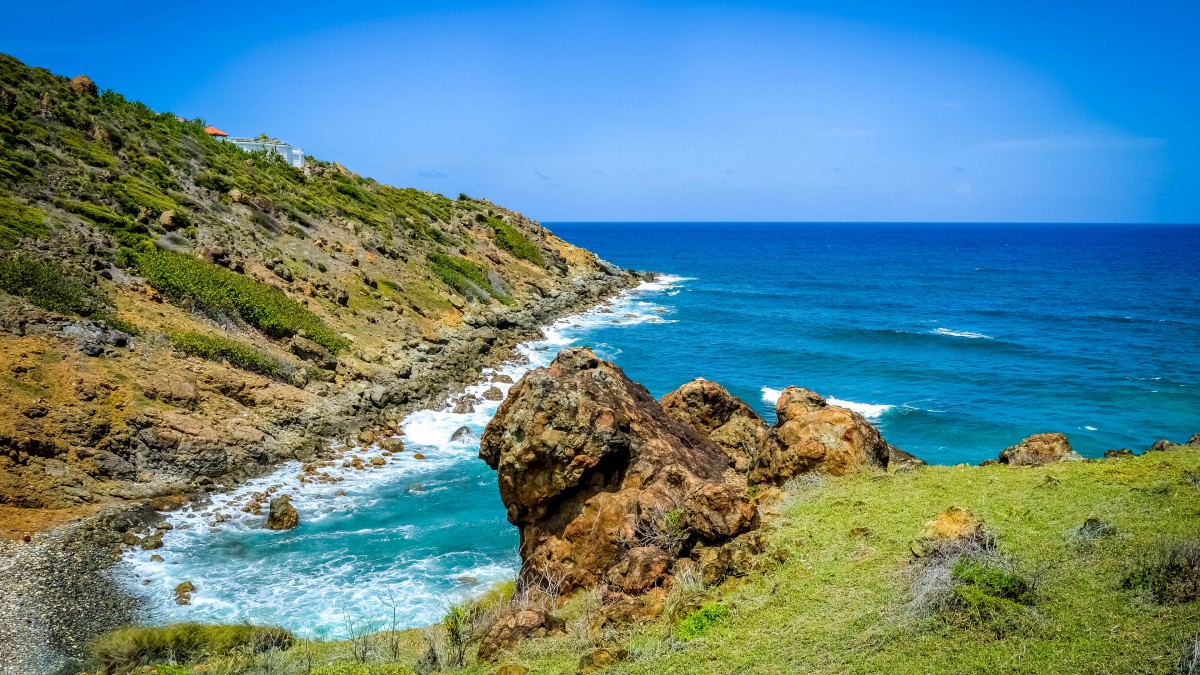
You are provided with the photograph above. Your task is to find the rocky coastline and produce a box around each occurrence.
[0,271,642,675]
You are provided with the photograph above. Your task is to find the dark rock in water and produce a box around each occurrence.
[456,576,479,585]
[266,495,299,530]
[1146,439,1178,453]
[378,436,405,453]
[173,580,195,605]
[482,386,504,401]
[998,433,1080,466]
[1104,448,1136,459]
[480,348,757,595]
[450,426,478,443]
[452,396,476,414]
[493,373,514,384]
[477,607,565,661]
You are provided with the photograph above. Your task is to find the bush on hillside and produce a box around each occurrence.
[136,248,349,352]
[1123,538,1200,604]
[170,331,295,380]
[675,603,730,641]
[0,195,45,247]
[427,252,513,305]
[0,253,106,315]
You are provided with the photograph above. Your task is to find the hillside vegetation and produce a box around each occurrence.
[0,53,633,517]
[87,445,1200,674]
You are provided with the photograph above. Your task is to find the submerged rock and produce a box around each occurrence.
[482,386,505,401]
[480,348,757,595]
[450,426,478,443]
[998,432,1080,466]
[173,580,195,605]
[266,495,299,530]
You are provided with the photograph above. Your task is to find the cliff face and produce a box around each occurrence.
[0,54,638,519]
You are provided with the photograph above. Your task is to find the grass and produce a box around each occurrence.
[136,248,349,352]
[482,215,545,266]
[0,194,45,247]
[89,623,293,673]
[0,253,107,315]
[427,252,514,305]
[87,447,1200,674]
[169,331,294,380]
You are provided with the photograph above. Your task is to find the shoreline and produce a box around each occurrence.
[0,270,647,675]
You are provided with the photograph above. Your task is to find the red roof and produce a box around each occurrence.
[204,126,229,137]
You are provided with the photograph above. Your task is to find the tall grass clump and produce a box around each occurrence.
[89,623,293,673]
[136,248,348,352]
[1123,538,1200,604]
[0,253,106,315]
[675,603,729,641]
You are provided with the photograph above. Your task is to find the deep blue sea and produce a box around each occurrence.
[122,222,1200,635]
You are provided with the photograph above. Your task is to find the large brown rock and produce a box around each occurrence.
[660,378,768,475]
[480,348,757,594]
[69,74,98,96]
[998,432,1080,466]
[477,607,565,661]
[764,387,891,478]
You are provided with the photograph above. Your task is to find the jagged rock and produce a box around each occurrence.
[174,581,195,605]
[266,495,299,530]
[887,444,926,470]
[998,433,1080,466]
[579,648,630,674]
[765,387,891,477]
[477,607,565,661]
[607,546,673,594]
[1147,439,1179,452]
[690,530,766,585]
[480,348,757,594]
[69,74,98,95]
[290,336,337,369]
[482,386,504,401]
[450,426,478,443]
[1104,448,1136,459]
[660,378,768,474]
[379,436,405,453]
[1188,434,1200,447]
[452,396,476,414]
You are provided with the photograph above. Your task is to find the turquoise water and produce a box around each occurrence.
[121,223,1199,635]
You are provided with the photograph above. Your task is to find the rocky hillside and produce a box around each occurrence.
[0,54,639,525]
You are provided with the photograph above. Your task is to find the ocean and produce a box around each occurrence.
[120,222,1200,635]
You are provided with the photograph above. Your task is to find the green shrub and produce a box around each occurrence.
[0,254,106,315]
[1123,539,1200,604]
[90,622,293,673]
[950,559,1034,605]
[676,603,730,640]
[136,248,348,352]
[427,251,513,305]
[485,215,544,265]
[0,195,46,248]
[170,330,290,379]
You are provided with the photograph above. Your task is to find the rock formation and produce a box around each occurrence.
[480,349,757,596]
[660,379,897,482]
[266,495,299,530]
[997,432,1080,466]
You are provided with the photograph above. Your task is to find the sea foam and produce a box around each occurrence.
[931,327,993,340]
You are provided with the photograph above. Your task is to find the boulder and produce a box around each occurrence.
[159,210,178,228]
[1188,434,1200,447]
[1147,439,1179,453]
[1104,448,1136,459]
[452,396,476,414]
[480,348,757,594]
[477,607,565,661]
[450,426,478,443]
[173,581,195,605]
[69,74,98,95]
[660,378,768,475]
[482,386,504,401]
[912,506,991,557]
[765,387,890,477]
[266,495,299,530]
[998,432,1080,466]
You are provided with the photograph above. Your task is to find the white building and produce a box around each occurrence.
[204,127,305,168]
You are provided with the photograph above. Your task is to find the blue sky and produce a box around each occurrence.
[7,1,1198,222]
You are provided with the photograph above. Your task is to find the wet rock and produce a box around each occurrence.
[266,495,299,530]
[456,576,479,585]
[140,533,164,550]
[480,348,757,594]
[482,386,504,401]
[493,374,514,384]
[379,436,405,453]
[150,554,165,562]
[998,432,1081,466]
[450,426,478,443]
[477,607,565,661]
[452,396,476,414]
[174,580,195,605]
